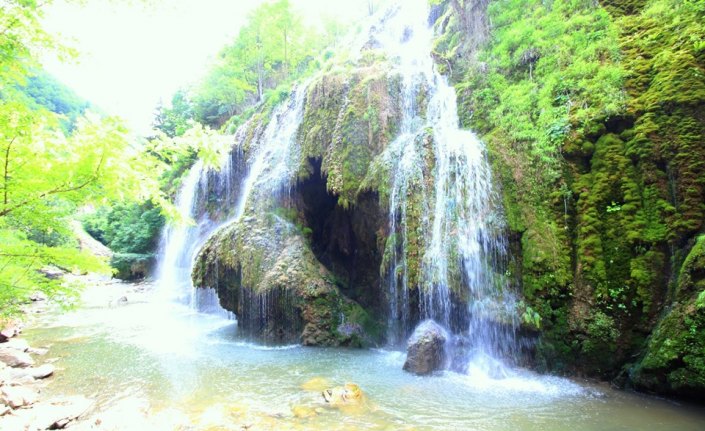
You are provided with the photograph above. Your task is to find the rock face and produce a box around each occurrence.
[629,235,705,398]
[403,320,448,375]
[191,64,402,347]
[193,214,379,346]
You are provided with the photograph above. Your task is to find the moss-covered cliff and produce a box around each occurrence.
[191,54,404,347]
[433,0,705,397]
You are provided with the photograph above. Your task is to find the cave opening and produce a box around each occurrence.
[291,158,387,318]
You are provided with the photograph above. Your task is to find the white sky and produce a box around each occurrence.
[42,0,371,134]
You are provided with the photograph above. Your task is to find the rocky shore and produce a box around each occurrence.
[0,321,93,430]
[0,277,154,431]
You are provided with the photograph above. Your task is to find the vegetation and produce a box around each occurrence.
[191,0,341,128]
[432,0,705,388]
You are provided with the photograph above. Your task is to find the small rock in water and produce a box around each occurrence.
[29,291,48,302]
[3,338,30,352]
[0,367,36,385]
[291,405,317,418]
[301,377,330,392]
[0,325,21,342]
[322,383,364,406]
[0,347,34,368]
[28,347,48,356]
[403,319,448,376]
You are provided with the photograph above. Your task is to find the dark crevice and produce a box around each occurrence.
[292,158,387,318]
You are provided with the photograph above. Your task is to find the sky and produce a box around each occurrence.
[42,0,371,134]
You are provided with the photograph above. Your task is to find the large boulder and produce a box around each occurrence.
[403,320,448,375]
[193,214,378,347]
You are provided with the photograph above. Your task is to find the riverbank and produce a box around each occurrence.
[0,276,157,430]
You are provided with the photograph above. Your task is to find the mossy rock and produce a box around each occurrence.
[192,213,381,347]
[110,253,155,280]
[630,236,705,398]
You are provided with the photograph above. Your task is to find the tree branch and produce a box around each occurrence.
[3,136,16,206]
[0,148,106,218]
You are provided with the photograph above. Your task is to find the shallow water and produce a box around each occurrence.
[23,282,705,431]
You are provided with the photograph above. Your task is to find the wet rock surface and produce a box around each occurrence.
[403,320,448,375]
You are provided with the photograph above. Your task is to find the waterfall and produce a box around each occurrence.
[153,82,310,320]
[154,1,516,371]
[378,2,517,371]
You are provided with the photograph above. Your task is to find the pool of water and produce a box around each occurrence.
[23,282,705,430]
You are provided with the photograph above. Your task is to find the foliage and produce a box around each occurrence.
[82,202,164,254]
[192,0,326,127]
[15,69,90,131]
[0,0,77,88]
[0,0,185,314]
[153,90,193,138]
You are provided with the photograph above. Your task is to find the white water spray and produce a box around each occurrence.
[377,1,517,372]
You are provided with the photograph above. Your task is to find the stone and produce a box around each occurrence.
[0,368,35,385]
[402,320,448,375]
[30,364,55,380]
[0,347,34,368]
[3,338,30,352]
[11,396,93,430]
[291,405,317,418]
[301,377,330,392]
[1,385,38,409]
[0,326,20,342]
[27,347,48,356]
[321,383,364,406]
[29,291,48,302]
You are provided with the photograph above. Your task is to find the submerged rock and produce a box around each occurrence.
[301,377,331,392]
[403,320,448,375]
[322,383,364,406]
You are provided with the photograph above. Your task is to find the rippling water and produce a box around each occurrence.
[20,281,705,431]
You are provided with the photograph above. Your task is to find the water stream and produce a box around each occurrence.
[24,282,705,430]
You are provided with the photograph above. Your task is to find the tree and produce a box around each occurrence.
[0,0,178,315]
[193,0,321,127]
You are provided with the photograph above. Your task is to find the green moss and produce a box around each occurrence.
[432,0,705,385]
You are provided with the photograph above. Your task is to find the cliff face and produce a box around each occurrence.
[433,0,705,397]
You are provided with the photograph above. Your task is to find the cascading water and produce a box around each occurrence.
[377,1,517,373]
[154,81,310,329]
[153,155,234,319]
[158,0,516,370]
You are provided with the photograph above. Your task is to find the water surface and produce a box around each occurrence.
[23,281,705,430]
